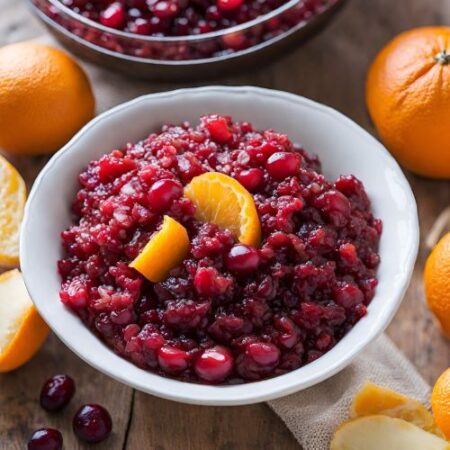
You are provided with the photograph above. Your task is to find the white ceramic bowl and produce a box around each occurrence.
[21,86,419,405]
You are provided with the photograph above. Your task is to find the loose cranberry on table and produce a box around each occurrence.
[40,374,76,412]
[59,114,381,385]
[27,428,63,450]
[73,404,112,444]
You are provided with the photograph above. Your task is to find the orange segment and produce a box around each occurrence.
[0,269,50,372]
[184,172,261,247]
[130,215,190,283]
[432,368,450,439]
[0,155,26,268]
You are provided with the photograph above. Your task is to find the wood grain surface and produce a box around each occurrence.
[1,0,449,449]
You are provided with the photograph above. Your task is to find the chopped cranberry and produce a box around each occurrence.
[236,168,263,191]
[265,152,302,180]
[204,116,232,143]
[99,2,125,29]
[148,178,183,213]
[315,190,351,226]
[333,283,364,309]
[59,114,381,385]
[194,346,234,382]
[27,428,63,450]
[193,267,231,296]
[73,404,112,444]
[225,244,260,275]
[98,154,136,183]
[158,345,190,373]
[40,374,76,412]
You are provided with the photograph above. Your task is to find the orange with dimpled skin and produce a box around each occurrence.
[366,27,450,179]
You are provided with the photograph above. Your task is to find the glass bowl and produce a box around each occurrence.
[27,0,346,80]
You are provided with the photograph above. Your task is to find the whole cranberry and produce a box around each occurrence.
[73,404,112,444]
[247,342,280,366]
[151,1,179,19]
[217,0,244,10]
[148,178,183,213]
[236,168,263,191]
[194,346,234,382]
[27,428,63,450]
[129,18,152,35]
[40,374,76,412]
[100,2,126,29]
[225,244,260,275]
[157,345,190,373]
[265,152,302,180]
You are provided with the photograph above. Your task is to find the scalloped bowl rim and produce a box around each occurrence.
[20,86,419,405]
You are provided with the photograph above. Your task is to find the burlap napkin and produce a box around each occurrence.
[33,36,429,450]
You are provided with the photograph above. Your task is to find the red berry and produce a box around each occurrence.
[73,404,112,444]
[158,345,190,373]
[225,244,260,275]
[100,2,126,29]
[148,178,183,213]
[129,18,152,34]
[246,342,280,366]
[204,116,232,143]
[151,1,179,19]
[265,152,302,180]
[236,168,263,191]
[40,374,76,412]
[28,428,63,450]
[333,283,364,309]
[194,346,234,382]
[315,190,351,226]
[217,0,244,11]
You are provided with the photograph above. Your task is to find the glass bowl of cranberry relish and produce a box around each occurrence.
[21,87,419,405]
[27,0,345,79]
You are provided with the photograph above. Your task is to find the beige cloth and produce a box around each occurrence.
[35,35,430,450]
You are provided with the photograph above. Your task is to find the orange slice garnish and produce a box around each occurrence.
[130,215,190,283]
[0,269,50,372]
[184,172,261,247]
[0,155,26,268]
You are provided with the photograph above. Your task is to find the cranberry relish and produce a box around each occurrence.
[60,0,328,37]
[59,115,382,384]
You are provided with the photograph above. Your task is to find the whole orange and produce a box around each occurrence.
[424,232,450,338]
[366,27,450,179]
[0,42,95,155]
[432,368,450,439]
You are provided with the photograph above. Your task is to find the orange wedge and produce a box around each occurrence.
[130,215,190,283]
[184,172,261,247]
[0,155,26,268]
[351,382,443,436]
[0,269,49,372]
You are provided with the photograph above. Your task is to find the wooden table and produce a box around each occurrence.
[1,0,449,448]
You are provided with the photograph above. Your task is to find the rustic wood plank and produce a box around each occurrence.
[0,0,449,449]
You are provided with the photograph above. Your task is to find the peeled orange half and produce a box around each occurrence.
[0,270,49,372]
